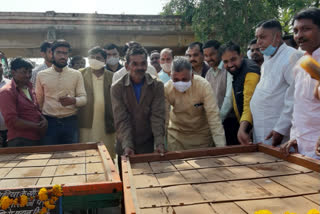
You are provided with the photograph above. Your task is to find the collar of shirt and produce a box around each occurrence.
[312,46,320,58]
[124,72,154,87]
[11,78,33,91]
[210,61,224,77]
[52,65,69,73]
[264,43,287,61]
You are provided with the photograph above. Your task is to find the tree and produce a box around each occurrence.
[162,0,320,51]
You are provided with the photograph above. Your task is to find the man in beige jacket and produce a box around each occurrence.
[165,57,226,151]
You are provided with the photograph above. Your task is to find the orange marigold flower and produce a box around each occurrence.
[254,210,272,214]
[39,206,47,214]
[38,188,48,201]
[13,198,18,206]
[20,195,28,207]
[308,209,320,214]
[44,200,55,210]
[52,184,63,197]
[0,196,12,210]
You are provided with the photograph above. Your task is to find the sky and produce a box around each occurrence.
[0,0,169,15]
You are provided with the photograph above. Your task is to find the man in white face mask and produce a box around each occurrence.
[165,57,226,151]
[104,43,123,73]
[159,48,174,84]
[77,46,116,159]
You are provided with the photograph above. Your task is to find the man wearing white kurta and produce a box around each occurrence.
[281,8,320,160]
[250,19,303,146]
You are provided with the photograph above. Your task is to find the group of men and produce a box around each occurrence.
[0,7,319,161]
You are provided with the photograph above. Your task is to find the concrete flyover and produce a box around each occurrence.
[0,11,195,58]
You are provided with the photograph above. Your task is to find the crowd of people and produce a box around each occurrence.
[0,7,319,162]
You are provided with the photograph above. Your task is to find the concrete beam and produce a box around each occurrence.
[0,11,195,57]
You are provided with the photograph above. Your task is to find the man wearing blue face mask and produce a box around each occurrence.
[250,19,303,147]
[165,57,226,151]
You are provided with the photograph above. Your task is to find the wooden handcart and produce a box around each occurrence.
[0,142,122,212]
[122,144,320,214]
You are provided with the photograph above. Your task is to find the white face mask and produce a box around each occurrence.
[160,63,172,72]
[173,81,192,93]
[88,58,105,70]
[106,57,120,66]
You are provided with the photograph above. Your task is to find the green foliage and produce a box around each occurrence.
[162,0,320,51]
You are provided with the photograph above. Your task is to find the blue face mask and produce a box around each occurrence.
[261,35,278,56]
[261,44,277,56]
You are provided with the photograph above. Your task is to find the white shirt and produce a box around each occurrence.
[250,43,303,145]
[290,47,320,159]
[205,62,233,122]
[0,77,10,130]
[112,65,158,84]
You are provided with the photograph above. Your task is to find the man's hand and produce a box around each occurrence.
[238,129,252,145]
[237,121,252,145]
[59,96,76,106]
[155,144,166,156]
[280,139,298,156]
[265,130,284,147]
[315,137,320,156]
[38,117,48,129]
[314,81,320,100]
[123,147,135,157]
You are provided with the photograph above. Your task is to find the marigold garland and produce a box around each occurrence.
[0,184,63,213]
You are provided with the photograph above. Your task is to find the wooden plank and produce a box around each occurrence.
[149,161,176,173]
[179,170,207,183]
[0,154,19,162]
[46,159,60,166]
[86,163,105,174]
[52,175,86,184]
[97,143,114,181]
[304,194,320,205]
[52,151,86,159]
[86,174,107,183]
[271,173,320,193]
[0,143,97,154]
[17,159,49,167]
[5,167,44,178]
[60,157,86,164]
[0,168,12,178]
[187,157,239,169]
[131,162,153,175]
[122,157,139,214]
[36,177,53,186]
[3,161,20,167]
[230,152,279,165]
[194,180,273,202]
[281,161,313,173]
[19,153,53,160]
[162,184,204,206]
[248,162,299,176]
[86,156,101,163]
[198,166,262,181]
[170,160,194,170]
[129,145,258,163]
[173,204,215,214]
[140,207,174,214]
[85,149,100,156]
[133,174,159,188]
[41,166,57,177]
[55,164,85,176]
[236,196,319,214]
[0,178,38,188]
[155,172,187,186]
[258,144,320,172]
[136,187,170,208]
[251,178,295,197]
[210,202,246,214]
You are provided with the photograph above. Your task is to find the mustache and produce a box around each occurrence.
[190,60,197,63]
[297,38,308,43]
[136,69,146,73]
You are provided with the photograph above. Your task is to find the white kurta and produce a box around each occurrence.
[250,43,303,145]
[291,47,320,159]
